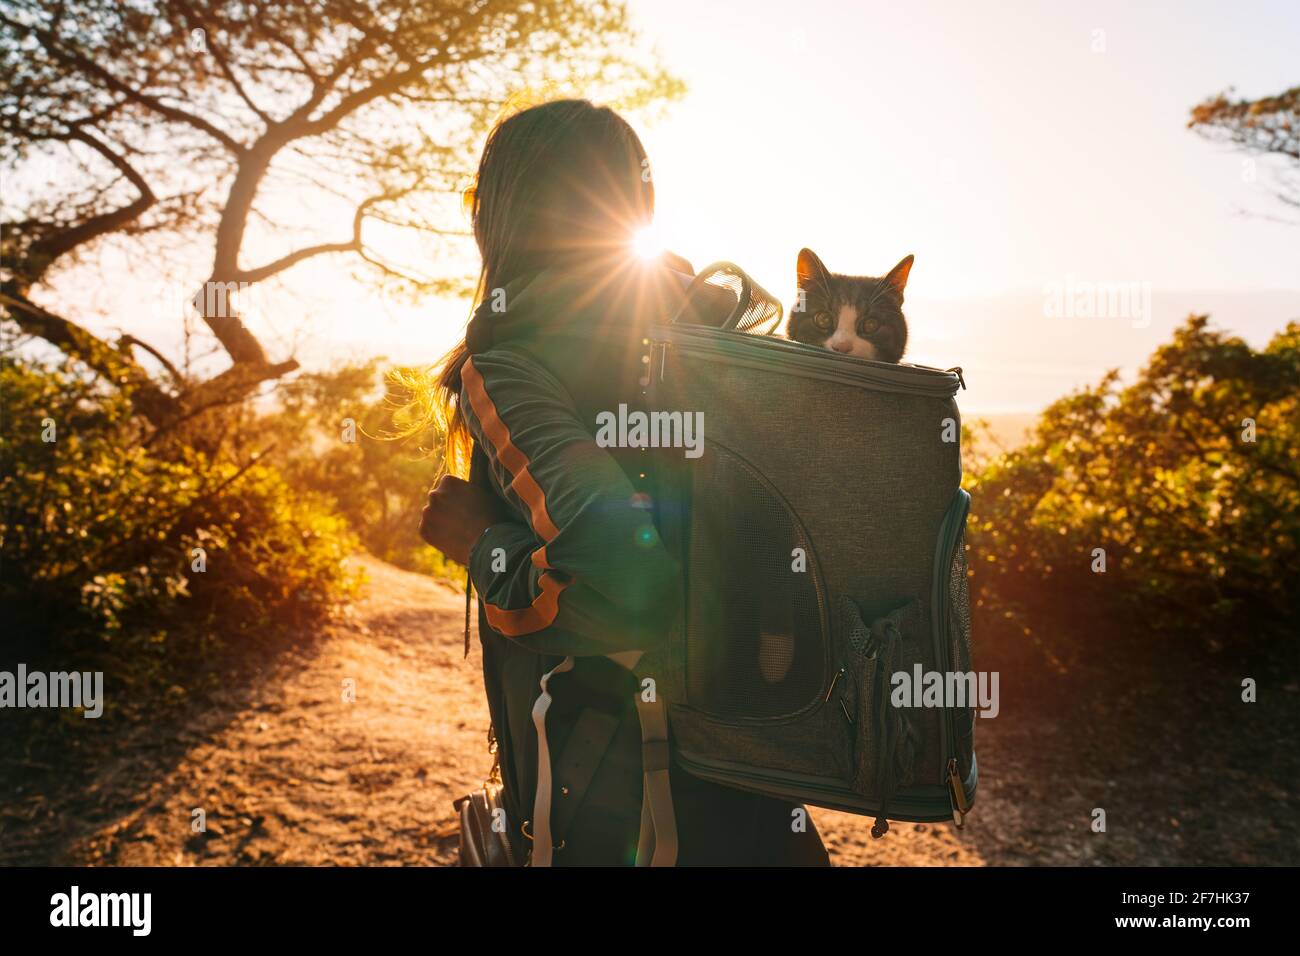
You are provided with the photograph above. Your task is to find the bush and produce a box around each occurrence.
[228,359,458,581]
[966,316,1300,650]
[0,356,360,647]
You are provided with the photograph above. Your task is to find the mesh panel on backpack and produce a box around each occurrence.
[683,443,826,719]
[675,262,783,336]
[950,529,972,675]
[949,528,976,778]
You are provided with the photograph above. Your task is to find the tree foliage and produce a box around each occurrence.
[0,1,678,655]
[0,354,361,643]
[968,316,1300,648]
[0,0,682,428]
[234,358,461,579]
[1189,84,1300,217]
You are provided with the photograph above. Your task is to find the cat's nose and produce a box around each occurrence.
[829,339,854,353]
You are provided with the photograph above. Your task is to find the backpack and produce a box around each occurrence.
[521,262,976,866]
[631,263,977,850]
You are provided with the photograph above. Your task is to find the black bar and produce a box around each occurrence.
[0,865,1289,943]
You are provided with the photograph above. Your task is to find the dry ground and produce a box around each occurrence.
[2,555,1294,866]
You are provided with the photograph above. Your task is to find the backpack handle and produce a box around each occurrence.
[672,262,783,336]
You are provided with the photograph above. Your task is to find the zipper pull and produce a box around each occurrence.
[825,666,853,725]
[824,666,845,702]
[946,366,967,390]
[947,756,970,827]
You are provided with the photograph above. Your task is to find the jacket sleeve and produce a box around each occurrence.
[460,347,682,657]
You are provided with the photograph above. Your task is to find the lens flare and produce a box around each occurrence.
[631,224,665,260]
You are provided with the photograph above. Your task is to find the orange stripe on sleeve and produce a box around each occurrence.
[462,356,570,637]
[462,358,561,540]
[483,572,568,637]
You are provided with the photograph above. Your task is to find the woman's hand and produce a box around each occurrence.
[418,475,514,567]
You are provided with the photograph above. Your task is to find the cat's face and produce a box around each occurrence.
[786,248,912,363]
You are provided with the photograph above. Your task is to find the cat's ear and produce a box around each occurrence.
[884,254,914,298]
[796,248,831,290]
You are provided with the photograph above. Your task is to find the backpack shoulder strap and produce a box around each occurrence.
[610,650,678,867]
[529,655,574,866]
[529,651,678,867]
[631,685,678,866]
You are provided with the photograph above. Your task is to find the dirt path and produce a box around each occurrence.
[65,557,483,865]
[7,556,1006,866]
[13,554,1292,867]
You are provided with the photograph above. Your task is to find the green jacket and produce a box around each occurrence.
[460,258,827,866]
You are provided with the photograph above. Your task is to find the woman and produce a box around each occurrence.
[418,99,828,866]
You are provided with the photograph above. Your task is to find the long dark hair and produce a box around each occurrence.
[412,98,655,475]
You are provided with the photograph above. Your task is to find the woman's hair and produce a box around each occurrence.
[407,98,655,476]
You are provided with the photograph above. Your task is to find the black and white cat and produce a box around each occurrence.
[786,248,913,363]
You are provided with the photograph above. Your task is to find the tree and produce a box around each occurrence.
[0,0,682,431]
[968,316,1300,646]
[1189,85,1300,219]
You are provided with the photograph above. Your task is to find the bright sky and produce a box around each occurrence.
[630,0,1299,295]
[614,0,1300,410]
[54,0,1300,414]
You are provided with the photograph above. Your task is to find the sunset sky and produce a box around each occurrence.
[625,0,1300,411]
[60,0,1300,414]
[631,0,1299,298]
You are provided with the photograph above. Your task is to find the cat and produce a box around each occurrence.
[786,247,913,363]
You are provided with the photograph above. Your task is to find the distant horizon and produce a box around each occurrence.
[35,272,1296,418]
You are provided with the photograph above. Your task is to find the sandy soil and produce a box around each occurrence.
[3,555,1294,866]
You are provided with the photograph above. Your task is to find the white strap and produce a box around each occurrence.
[633,692,678,866]
[531,651,678,867]
[529,655,574,867]
[614,650,677,866]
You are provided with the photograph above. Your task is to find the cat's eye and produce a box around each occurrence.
[812,312,834,332]
[860,318,880,335]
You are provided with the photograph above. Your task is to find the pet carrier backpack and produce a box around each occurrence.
[516,261,976,866]
[616,262,978,858]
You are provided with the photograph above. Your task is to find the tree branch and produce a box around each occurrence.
[0,287,175,422]
[119,333,183,383]
[235,240,359,285]
[233,193,392,284]
[7,14,246,155]
[23,128,156,272]
[173,1,275,126]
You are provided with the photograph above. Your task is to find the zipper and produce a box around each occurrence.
[651,325,962,398]
[824,666,853,725]
[823,666,845,702]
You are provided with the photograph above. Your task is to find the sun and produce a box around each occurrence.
[631,223,666,260]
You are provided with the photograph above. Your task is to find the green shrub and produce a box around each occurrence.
[0,356,360,646]
[231,360,458,581]
[967,317,1300,649]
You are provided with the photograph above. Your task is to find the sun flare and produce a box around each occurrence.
[632,223,666,260]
